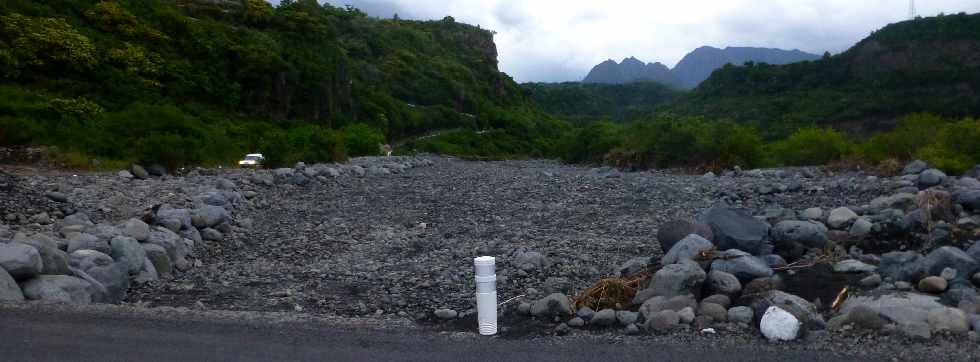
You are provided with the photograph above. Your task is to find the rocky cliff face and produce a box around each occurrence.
[582,47,819,89]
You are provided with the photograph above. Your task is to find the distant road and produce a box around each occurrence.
[0,304,866,362]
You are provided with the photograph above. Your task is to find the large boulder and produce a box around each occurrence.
[14,235,70,276]
[639,294,697,321]
[967,241,980,262]
[643,260,706,298]
[61,212,94,229]
[0,243,43,280]
[698,207,771,255]
[902,160,928,175]
[771,220,828,249]
[918,169,947,188]
[131,164,149,179]
[878,251,923,282]
[67,233,110,254]
[869,193,918,212]
[19,275,93,304]
[954,190,980,212]
[926,307,969,334]
[915,246,978,281]
[142,243,172,277]
[82,262,129,303]
[69,249,113,271]
[746,290,820,327]
[710,249,773,283]
[0,266,24,301]
[109,236,145,275]
[616,257,652,278]
[657,220,713,253]
[85,224,122,244]
[660,234,714,265]
[121,218,150,242]
[156,208,192,230]
[827,207,858,229]
[706,270,742,296]
[529,293,572,317]
[146,227,189,265]
[135,256,159,283]
[191,206,228,229]
[839,292,944,326]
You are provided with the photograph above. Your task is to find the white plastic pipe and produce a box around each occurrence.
[474,256,497,336]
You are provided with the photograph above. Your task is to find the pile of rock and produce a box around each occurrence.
[246,157,435,187]
[0,175,250,305]
[515,160,980,341]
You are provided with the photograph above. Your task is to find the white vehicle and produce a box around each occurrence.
[238,153,264,168]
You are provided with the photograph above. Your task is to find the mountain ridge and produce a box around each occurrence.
[582,46,821,89]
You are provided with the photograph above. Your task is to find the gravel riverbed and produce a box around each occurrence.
[5,156,980,360]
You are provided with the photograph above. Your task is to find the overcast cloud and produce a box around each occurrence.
[274,1,980,82]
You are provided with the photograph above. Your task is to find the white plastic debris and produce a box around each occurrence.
[700,328,717,334]
[760,306,801,341]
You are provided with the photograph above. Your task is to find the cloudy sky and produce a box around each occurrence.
[279,1,980,82]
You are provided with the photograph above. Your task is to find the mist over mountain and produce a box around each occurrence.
[583,46,820,89]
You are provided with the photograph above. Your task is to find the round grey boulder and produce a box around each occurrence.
[917,246,978,281]
[16,238,70,276]
[0,267,24,302]
[434,308,457,320]
[698,207,771,255]
[661,234,714,265]
[591,308,617,326]
[0,243,43,280]
[644,260,706,298]
[727,306,754,324]
[19,275,92,304]
[697,302,728,322]
[657,219,714,253]
[707,270,742,296]
[771,220,828,249]
[530,293,572,317]
[67,233,110,254]
[918,169,947,188]
[710,249,773,283]
[142,243,172,277]
[109,236,145,275]
[121,219,150,242]
[191,206,228,229]
[902,160,928,175]
[927,307,969,334]
[827,207,858,229]
[848,218,873,238]
[645,310,680,333]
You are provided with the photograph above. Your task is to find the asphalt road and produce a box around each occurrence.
[0,305,874,362]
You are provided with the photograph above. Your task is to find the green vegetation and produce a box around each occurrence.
[522,82,682,124]
[3,2,980,176]
[548,113,980,174]
[0,0,560,168]
[670,13,980,127]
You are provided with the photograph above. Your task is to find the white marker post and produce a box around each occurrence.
[474,256,497,336]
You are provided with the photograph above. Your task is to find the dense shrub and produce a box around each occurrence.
[342,123,384,157]
[768,127,852,166]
